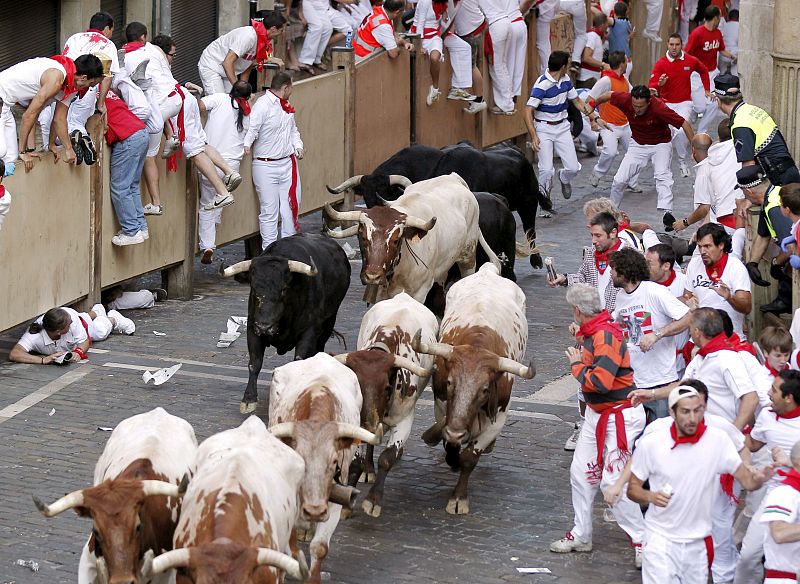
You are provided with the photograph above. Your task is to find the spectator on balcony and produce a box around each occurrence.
[353,0,413,63]
[338,0,372,31]
[557,0,588,73]
[578,12,610,89]
[412,0,476,107]
[196,81,252,264]
[478,0,515,114]
[0,54,104,173]
[452,0,489,114]
[298,0,353,73]
[198,12,287,95]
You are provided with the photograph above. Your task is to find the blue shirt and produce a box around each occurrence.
[608,18,631,56]
[526,71,578,122]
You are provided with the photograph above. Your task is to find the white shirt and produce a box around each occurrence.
[16,307,88,355]
[579,31,604,82]
[454,0,486,36]
[683,349,757,423]
[63,30,120,75]
[738,350,774,412]
[644,413,745,452]
[720,20,738,54]
[504,0,523,20]
[760,484,800,574]
[141,44,178,99]
[684,253,751,336]
[412,0,441,37]
[631,425,741,542]
[199,26,258,77]
[244,91,303,159]
[612,281,689,388]
[696,140,740,221]
[477,0,508,25]
[0,57,67,106]
[750,407,800,491]
[112,76,153,126]
[527,70,577,122]
[201,93,249,161]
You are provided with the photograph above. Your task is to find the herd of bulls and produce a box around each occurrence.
[34,142,539,583]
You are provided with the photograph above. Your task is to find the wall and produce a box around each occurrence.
[629,0,675,86]
[740,0,775,111]
[771,0,800,162]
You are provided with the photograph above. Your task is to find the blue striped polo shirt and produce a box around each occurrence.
[526,71,578,122]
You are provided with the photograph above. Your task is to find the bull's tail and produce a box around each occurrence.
[477,228,503,271]
[330,329,348,350]
[515,239,536,259]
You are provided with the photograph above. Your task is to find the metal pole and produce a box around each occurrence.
[249,0,258,20]
[159,0,172,34]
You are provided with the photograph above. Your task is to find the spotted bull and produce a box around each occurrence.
[33,408,197,584]
[334,292,438,517]
[413,263,534,514]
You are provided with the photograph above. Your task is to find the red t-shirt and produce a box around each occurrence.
[610,92,686,145]
[105,91,145,145]
[685,25,725,72]
[649,52,710,103]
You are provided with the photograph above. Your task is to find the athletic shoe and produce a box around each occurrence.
[143,204,163,215]
[80,134,98,165]
[138,229,149,240]
[560,179,572,200]
[463,100,488,114]
[150,288,168,302]
[161,136,180,159]
[679,161,691,178]
[223,171,242,192]
[490,106,515,116]
[207,193,234,210]
[589,173,600,188]
[663,211,677,231]
[627,184,643,193]
[201,249,214,264]
[426,85,441,106]
[550,532,592,553]
[112,232,145,246]
[634,545,643,569]
[447,88,477,101]
[564,420,582,451]
[130,58,151,89]
[108,309,136,335]
[70,130,85,165]
[91,303,107,319]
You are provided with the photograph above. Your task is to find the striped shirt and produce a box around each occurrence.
[526,70,578,122]
[572,328,637,412]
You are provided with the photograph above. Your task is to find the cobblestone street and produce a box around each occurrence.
[0,148,697,584]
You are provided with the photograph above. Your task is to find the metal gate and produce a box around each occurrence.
[0,0,60,71]
[171,0,218,85]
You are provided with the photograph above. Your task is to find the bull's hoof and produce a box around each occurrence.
[297,526,315,542]
[483,439,497,454]
[362,498,382,517]
[340,507,353,520]
[421,421,445,447]
[529,253,543,269]
[358,471,376,484]
[240,401,257,414]
[446,497,469,515]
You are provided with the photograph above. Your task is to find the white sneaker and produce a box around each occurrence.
[161,136,180,159]
[634,545,643,569]
[223,171,242,192]
[550,532,592,553]
[112,232,145,246]
[447,88,476,101]
[108,310,135,335]
[679,162,691,178]
[564,420,582,451]
[589,173,600,188]
[206,193,234,210]
[138,229,149,240]
[426,85,440,106]
[91,304,107,319]
[143,203,163,215]
[627,184,643,193]
[463,100,488,114]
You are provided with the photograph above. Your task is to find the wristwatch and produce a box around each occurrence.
[654,329,663,340]
[683,218,689,228]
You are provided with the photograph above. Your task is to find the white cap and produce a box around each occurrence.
[668,385,701,410]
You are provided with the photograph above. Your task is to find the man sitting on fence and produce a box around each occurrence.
[353,0,413,63]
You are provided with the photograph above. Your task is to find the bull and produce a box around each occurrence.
[145,416,309,583]
[268,353,381,584]
[326,141,549,267]
[413,263,535,515]
[33,408,197,584]
[334,292,438,517]
[220,233,351,414]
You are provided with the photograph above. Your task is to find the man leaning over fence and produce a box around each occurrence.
[354,0,413,63]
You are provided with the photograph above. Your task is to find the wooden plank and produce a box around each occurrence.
[162,161,198,300]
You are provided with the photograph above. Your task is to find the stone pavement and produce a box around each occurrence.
[0,145,698,584]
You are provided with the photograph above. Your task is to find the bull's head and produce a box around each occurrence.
[326,174,411,208]
[270,419,380,522]
[412,331,534,446]
[145,540,308,584]
[34,476,186,584]
[324,203,436,288]
[221,257,317,338]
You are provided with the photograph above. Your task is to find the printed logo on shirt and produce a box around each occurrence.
[683,66,690,70]
[618,310,653,346]
[692,274,718,289]
[702,40,721,51]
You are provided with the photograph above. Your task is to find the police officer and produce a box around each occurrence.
[714,73,800,186]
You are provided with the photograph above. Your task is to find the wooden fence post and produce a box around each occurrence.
[161,161,198,300]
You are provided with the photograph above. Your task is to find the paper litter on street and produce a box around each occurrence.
[142,363,182,386]
[97,427,114,432]
[217,316,246,348]
[15,559,39,572]
[153,330,167,336]
[48,408,55,417]
[516,567,552,574]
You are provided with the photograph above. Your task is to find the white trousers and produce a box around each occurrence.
[488,18,514,112]
[536,13,553,74]
[198,65,232,97]
[594,122,639,188]
[67,86,98,135]
[576,116,598,153]
[300,3,351,65]
[199,159,240,250]
[734,495,767,584]
[80,309,113,342]
[711,479,740,584]
[160,91,207,159]
[665,100,693,163]
[0,189,11,231]
[535,120,581,192]
[569,405,646,544]
[0,102,18,164]
[642,531,710,584]
[423,35,474,90]
[695,69,721,135]
[507,19,527,97]
[644,0,664,37]
[252,158,301,249]
[559,0,587,63]
[678,0,700,42]
[108,290,156,311]
[612,141,674,210]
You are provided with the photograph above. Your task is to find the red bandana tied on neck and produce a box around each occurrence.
[252,19,274,72]
[771,405,800,421]
[670,419,707,448]
[432,0,447,19]
[594,239,622,274]
[657,270,677,287]
[0,185,5,199]
[234,97,251,116]
[705,253,729,283]
[777,468,800,492]
[765,361,787,377]
[49,55,77,97]
[578,309,624,341]
[727,333,757,357]
[697,332,733,357]
[123,41,145,53]
[270,90,295,114]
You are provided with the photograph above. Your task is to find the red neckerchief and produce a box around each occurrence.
[697,332,733,357]
[586,402,632,485]
[84,28,108,43]
[578,309,624,342]
[594,239,622,274]
[122,41,145,53]
[49,55,77,97]
[777,468,800,492]
[0,185,5,199]
[728,333,757,357]
[617,220,630,230]
[657,270,677,287]
[670,419,707,448]
[704,252,729,283]
[765,361,787,377]
[771,405,800,421]
[589,27,605,38]
[270,90,295,114]
[432,0,447,19]
[681,340,696,363]
[252,19,274,72]
[234,97,251,116]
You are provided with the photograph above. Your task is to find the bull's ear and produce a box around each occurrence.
[74,506,91,517]
[403,226,430,241]
[337,437,355,450]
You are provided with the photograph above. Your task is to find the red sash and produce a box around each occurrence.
[78,316,92,348]
[166,84,186,173]
[717,214,737,229]
[586,402,632,485]
[289,154,301,232]
[765,570,797,580]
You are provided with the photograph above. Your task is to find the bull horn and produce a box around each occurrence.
[335,422,381,445]
[257,548,307,581]
[497,357,536,379]
[33,490,85,517]
[326,175,363,194]
[221,260,252,277]
[325,225,359,239]
[324,202,364,223]
[287,259,318,277]
[150,548,191,575]
[392,354,431,378]
[269,422,296,439]
[405,215,437,232]
[141,480,182,498]
[329,484,360,509]
[388,175,412,188]
[333,353,349,364]
[412,330,453,359]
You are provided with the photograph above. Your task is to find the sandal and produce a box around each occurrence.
[298,64,315,74]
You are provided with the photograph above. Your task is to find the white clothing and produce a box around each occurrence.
[113,76,161,133]
[739,350,774,413]
[683,349,757,423]
[252,158,302,249]
[791,309,800,349]
[644,413,745,451]
[613,282,690,388]
[201,94,249,161]
[107,290,156,311]
[0,186,10,231]
[535,0,558,73]
[696,140,741,223]
[578,31,604,82]
[760,485,800,577]
[594,123,633,179]
[527,70,576,122]
[198,26,258,82]
[175,94,208,159]
[684,254,751,336]
[611,141,674,211]
[198,65,232,96]
[695,69,721,135]
[415,0,473,92]
[643,0,664,38]
[244,91,303,160]
[199,160,240,251]
[559,0,587,63]
[641,530,712,584]
[16,306,114,354]
[534,120,581,192]
[300,2,351,66]
[718,20,738,75]
[665,100,694,164]
[370,23,398,54]
[750,409,800,490]
[0,58,68,106]
[454,0,486,36]
[486,17,514,112]
[63,31,120,74]
[678,0,699,42]
[507,16,527,97]
[477,0,509,25]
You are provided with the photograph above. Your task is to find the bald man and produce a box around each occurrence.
[669,133,712,232]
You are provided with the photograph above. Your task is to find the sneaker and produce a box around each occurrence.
[70,130,85,165]
[112,232,145,246]
[550,532,592,553]
[143,203,163,215]
[634,545,643,569]
[161,136,180,159]
[490,106,515,116]
[564,420,582,451]
[108,309,136,335]
[91,303,107,319]
[560,179,572,200]
[447,88,477,101]
[223,171,242,192]
[679,161,691,178]
[426,85,441,106]
[627,184,643,193]
[201,249,214,264]
[139,229,149,240]
[463,100,488,114]
[130,58,150,87]
[589,173,600,188]
[80,133,98,165]
[207,193,234,210]
[150,288,168,302]
[663,211,676,231]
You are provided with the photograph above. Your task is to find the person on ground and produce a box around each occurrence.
[578,12,610,89]
[353,0,414,63]
[102,286,167,311]
[452,0,489,113]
